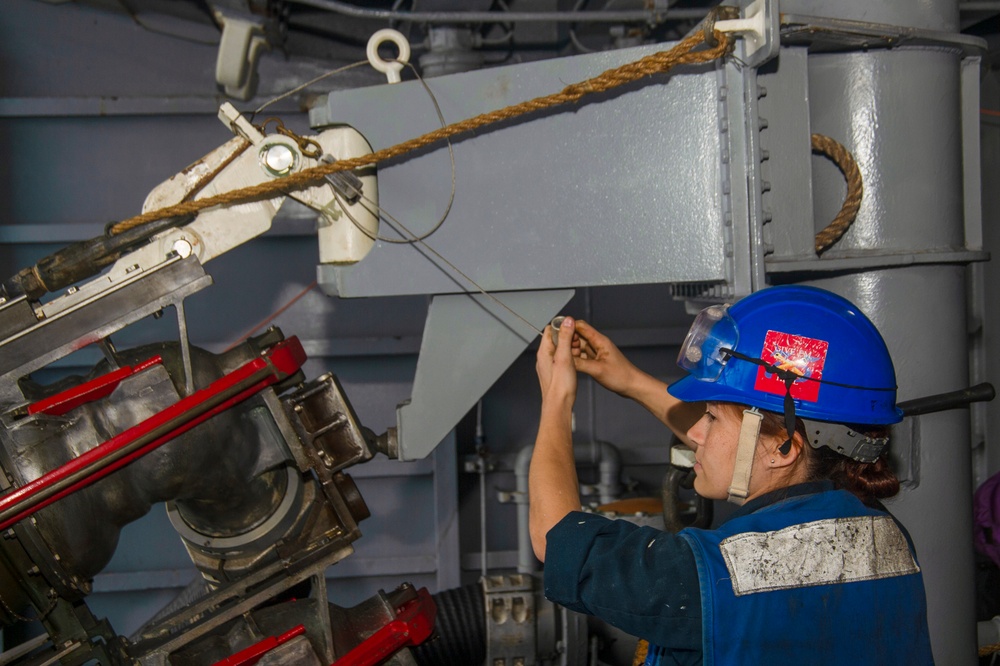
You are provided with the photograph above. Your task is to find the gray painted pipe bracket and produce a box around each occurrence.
[395,289,574,460]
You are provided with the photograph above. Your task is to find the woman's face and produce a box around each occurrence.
[686,402,744,500]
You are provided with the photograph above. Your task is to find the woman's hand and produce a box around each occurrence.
[564,319,694,445]
[536,316,579,410]
[570,320,641,398]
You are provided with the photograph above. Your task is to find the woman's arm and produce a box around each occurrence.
[529,317,583,562]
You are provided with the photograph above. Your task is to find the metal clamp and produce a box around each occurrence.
[483,574,536,666]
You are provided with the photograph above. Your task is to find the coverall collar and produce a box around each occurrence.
[723,480,835,524]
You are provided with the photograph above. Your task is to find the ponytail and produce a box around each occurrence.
[806,444,899,506]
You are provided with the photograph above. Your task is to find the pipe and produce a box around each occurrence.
[515,445,535,574]
[286,0,708,23]
[661,445,712,532]
[514,441,623,574]
[959,2,1000,10]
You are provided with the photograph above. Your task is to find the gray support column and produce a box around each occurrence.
[806,268,974,664]
[797,0,975,661]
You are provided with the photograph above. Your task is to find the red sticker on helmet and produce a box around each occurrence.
[753,330,828,402]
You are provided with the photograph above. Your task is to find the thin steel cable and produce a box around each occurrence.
[223,281,318,352]
[333,61,455,245]
[355,191,546,336]
[251,60,371,120]
[347,60,456,245]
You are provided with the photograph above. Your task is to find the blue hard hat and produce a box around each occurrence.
[668,285,902,426]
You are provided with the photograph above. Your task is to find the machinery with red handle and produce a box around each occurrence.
[212,626,308,666]
[0,59,410,666]
[333,587,437,666]
[209,586,437,666]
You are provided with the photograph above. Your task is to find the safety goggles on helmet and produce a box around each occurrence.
[677,304,738,381]
[677,301,897,396]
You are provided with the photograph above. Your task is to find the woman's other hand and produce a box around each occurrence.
[571,320,641,397]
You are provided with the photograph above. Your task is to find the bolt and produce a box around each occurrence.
[172,238,193,258]
[261,143,297,177]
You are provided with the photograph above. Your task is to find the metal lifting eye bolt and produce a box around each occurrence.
[367,29,410,84]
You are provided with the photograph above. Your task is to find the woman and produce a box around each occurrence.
[530,285,934,665]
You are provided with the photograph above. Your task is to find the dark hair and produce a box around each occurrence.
[717,403,900,506]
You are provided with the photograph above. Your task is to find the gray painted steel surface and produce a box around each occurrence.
[397,290,574,460]
[0,0,995,663]
[314,1,986,661]
[801,0,980,658]
[312,44,730,297]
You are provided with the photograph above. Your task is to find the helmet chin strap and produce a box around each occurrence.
[728,407,763,505]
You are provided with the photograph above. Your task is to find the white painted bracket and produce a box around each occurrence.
[215,13,269,100]
[716,0,780,68]
[218,102,265,144]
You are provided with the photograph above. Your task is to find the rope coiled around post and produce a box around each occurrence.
[812,133,863,255]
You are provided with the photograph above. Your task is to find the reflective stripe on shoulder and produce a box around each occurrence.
[718,515,920,597]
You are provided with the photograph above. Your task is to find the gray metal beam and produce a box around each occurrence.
[313,43,731,298]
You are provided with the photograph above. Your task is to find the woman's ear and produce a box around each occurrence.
[769,431,805,469]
